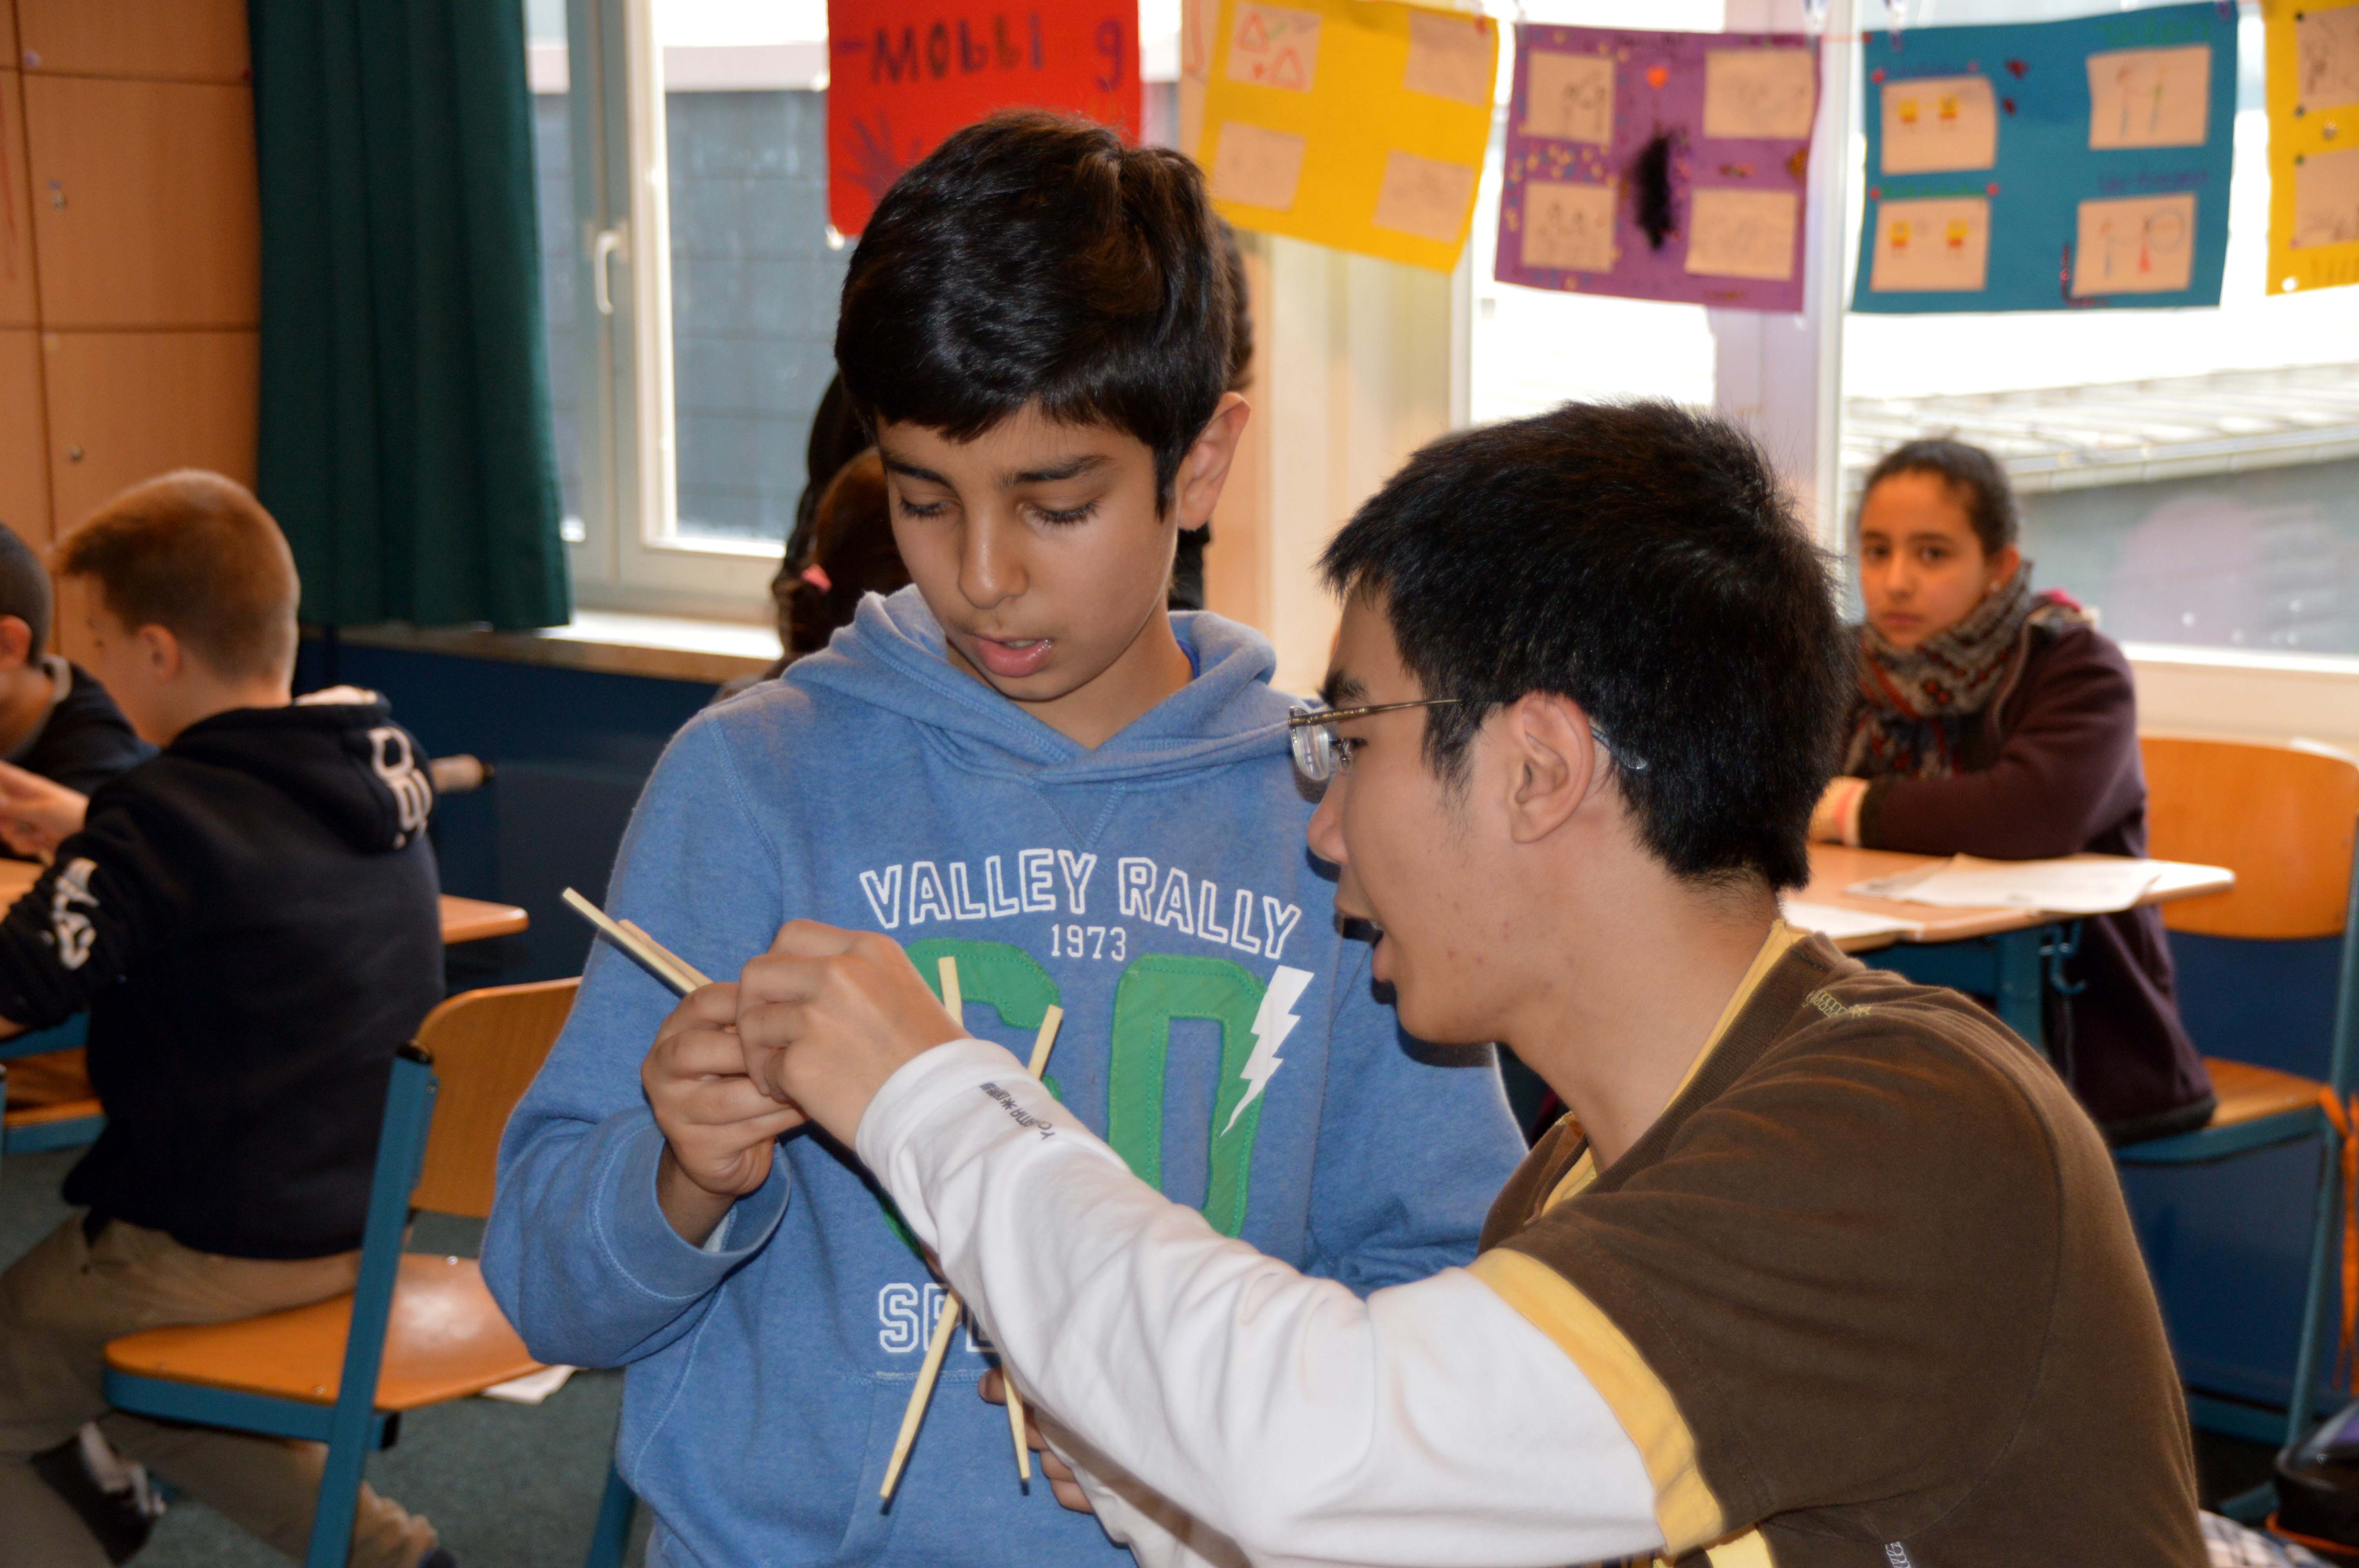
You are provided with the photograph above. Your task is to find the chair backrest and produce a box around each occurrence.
[2139,733,2359,940]
[411,979,579,1219]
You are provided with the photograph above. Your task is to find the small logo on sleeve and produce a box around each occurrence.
[49,858,98,970]
[978,1082,1056,1141]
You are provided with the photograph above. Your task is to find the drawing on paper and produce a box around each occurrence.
[1227,2,1321,91]
[1684,188,1797,280]
[1520,180,1617,272]
[1702,48,1817,140]
[1209,121,1308,209]
[2294,145,2359,249]
[2086,44,2210,151]
[1372,149,1478,242]
[2298,8,2359,114]
[1523,51,1615,145]
[2072,192,2197,294]
[1403,11,1495,107]
[1869,196,1991,292]
[1880,75,1999,174]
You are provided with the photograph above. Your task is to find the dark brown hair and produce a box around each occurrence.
[1859,437,2019,559]
[834,111,1237,508]
[776,449,907,658]
[55,470,299,682]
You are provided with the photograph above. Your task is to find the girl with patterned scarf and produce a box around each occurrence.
[1810,439,2214,1145]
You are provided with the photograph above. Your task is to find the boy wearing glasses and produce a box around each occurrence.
[742,402,2204,1567]
[483,113,1522,1568]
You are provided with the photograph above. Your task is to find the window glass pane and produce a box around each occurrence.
[656,0,844,548]
[524,0,585,539]
[1842,2,2359,655]
[1469,0,1725,425]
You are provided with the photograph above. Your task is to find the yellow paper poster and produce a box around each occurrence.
[2266,0,2359,294]
[1195,0,1498,271]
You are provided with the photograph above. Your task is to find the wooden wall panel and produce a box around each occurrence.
[42,330,257,528]
[23,76,258,328]
[16,0,249,84]
[0,328,49,546]
[0,71,35,327]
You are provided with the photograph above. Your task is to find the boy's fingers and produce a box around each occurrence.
[654,1025,757,1081]
[767,918,864,957]
[680,1074,805,1131]
[979,1368,1005,1406]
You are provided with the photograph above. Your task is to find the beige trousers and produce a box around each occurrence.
[0,1213,437,1568]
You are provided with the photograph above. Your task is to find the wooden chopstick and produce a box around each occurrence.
[560,887,711,995]
[880,957,972,1500]
[1000,1004,1065,1483]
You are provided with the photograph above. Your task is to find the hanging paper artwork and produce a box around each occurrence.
[1493,25,1819,312]
[827,0,1142,235]
[1852,3,2237,314]
[2264,0,2359,295]
[1194,0,1498,272]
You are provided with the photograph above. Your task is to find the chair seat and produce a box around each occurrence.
[2203,1057,2327,1129]
[5,1096,102,1130]
[4,1048,95,1112]
[104,1254,540,1412]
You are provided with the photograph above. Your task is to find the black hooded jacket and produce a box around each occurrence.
[0,694,443,1259]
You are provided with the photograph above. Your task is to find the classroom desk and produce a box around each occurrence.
[1799,844,2234,1049]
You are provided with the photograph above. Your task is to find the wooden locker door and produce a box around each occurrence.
[42,329,257,527]
[16,0,249,83]
[23,75,258,328]
[0,328,49,546]
[0,71,35,327]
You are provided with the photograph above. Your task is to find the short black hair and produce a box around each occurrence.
[1859,437,2018,558]
[0,521,51,652]
[834,111,1236,506]
[1321,401,1848,892]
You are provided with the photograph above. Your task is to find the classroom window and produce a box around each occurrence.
[1839,2,2359,655]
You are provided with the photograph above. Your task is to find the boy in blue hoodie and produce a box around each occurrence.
[482,112,1524,1568]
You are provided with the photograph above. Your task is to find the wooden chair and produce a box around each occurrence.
[100,979,578,1568]
[0,1020,104,1158]
[2126,735,2359,1456]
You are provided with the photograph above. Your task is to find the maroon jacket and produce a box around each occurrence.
[1855,621,2215,1143]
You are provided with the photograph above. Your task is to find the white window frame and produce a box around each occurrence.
[556,0,801,622]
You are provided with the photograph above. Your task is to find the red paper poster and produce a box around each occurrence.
[827,0,1143,234]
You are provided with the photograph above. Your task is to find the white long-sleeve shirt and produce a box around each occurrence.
[856,1038,1662,1568]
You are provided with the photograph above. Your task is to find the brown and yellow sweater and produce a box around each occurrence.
[1472,927,2202,1567]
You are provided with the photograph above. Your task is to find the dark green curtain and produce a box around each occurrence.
[249,0,570,630]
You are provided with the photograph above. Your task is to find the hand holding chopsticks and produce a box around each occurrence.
[562,895,1063,1496]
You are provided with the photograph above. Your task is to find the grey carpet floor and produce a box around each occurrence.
[0,1147,651,1567]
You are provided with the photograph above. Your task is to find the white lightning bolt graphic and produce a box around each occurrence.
[1225,965,1314,1133]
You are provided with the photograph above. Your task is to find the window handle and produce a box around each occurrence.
[591,225,628,317]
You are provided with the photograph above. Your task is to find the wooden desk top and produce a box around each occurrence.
[1799,844,2235,954]
[0,859,528,946]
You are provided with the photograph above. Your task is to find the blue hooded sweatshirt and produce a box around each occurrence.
[483,587,1524,1568]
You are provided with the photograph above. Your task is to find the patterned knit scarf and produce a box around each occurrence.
[1845,568,2089,780]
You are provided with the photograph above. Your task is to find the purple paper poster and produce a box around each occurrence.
[1496,25,1819,311]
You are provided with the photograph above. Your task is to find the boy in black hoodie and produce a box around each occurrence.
[0,472,449,1568]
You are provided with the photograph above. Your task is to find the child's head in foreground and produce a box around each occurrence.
[54,471,299,745]
[1309,402,1848,1043]
[1854,437,2023,652]
[833,111,1244,709]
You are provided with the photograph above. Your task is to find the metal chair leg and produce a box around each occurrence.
[585,1460,637,1568]
[2283,1110,2344,1453]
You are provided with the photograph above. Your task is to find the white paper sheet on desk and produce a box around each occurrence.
[1779,900,1924,942]
[1846,854,2162,915]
